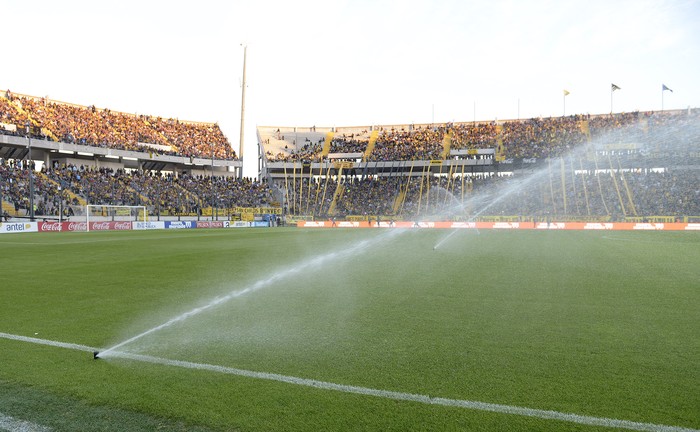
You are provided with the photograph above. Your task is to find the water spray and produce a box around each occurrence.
[433,229,460,250]
[96,119,699,360]
[98,229,402,357]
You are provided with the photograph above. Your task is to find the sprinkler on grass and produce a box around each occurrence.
[93,351,100,360]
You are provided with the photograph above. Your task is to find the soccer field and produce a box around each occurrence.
[0,228,698,431]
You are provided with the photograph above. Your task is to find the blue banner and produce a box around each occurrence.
[165,221,196,229]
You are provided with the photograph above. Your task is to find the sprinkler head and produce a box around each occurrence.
[93,351,100,360]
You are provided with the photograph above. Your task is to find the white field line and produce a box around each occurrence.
[0,413,51,432]
[601,235,692,245]
[1,332,698,432]
[0,332,96,353]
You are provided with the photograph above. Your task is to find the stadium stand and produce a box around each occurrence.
[260,111,699,163]
[278,170,699,222]
[2,86,698,224]
[260,109,700,223]
[1,90,236,160]
[1,89,260,220]
[1,160,273,220]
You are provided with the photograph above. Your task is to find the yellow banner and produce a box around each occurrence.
[333,162,354,169]
[347,215,370,221]
[232,207,282,215]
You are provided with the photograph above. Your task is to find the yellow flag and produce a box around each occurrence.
[563,89,570,96]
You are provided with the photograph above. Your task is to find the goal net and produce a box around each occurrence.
[85,205,147,232]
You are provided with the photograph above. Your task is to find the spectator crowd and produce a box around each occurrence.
[1,90,236,160]
[283,168,699,221]
[264,109,700,162]
[1,160,272,218]
[2,88,698,222]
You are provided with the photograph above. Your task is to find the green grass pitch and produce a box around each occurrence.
[0,228,698,431]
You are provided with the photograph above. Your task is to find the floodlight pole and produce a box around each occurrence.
[239,44,247,167]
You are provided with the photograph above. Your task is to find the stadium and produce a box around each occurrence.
[2,91,699,229]
[1,2,700,431]
[2,88,699,431]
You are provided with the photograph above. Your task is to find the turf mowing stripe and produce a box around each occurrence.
[1,332,697,432]
[0,412,51,432]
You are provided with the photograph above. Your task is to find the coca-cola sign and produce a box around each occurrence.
[87,221,133,231]
[38,221,134,232]
[91,222,112,231]
[39,221,63,232]
[67,222,87,232]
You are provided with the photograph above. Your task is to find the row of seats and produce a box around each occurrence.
[266,110,700,162]
[1,160,271,217]
[1,90,236,160]
[3,156,696,220]
[283,169,699,220]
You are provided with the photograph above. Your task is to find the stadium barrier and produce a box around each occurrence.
[297,220,700,231]
[3,220,697,235]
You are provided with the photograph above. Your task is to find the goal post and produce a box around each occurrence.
[85,205,147,232]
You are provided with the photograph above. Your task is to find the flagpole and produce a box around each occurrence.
[661,85,672,111]
[563,93,566,116]
[610,84,621,114]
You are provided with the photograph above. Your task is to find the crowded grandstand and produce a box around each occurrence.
[2,88,699,225]
[259,109,700,223]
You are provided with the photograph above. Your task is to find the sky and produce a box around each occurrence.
[3,0,699,177]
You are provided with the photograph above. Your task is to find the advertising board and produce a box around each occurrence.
[132,221,165,230]
[165,221,195,229]
[0,221,38,234]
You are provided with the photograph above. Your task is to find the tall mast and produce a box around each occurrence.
[239,44,247,161]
